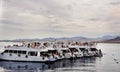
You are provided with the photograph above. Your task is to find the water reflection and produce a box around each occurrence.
[0,57,97,72]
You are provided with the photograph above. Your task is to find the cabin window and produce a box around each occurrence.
[18,51,22,54]
[4,50,9,53]
[18,51,26,54]
[48,50,58,55]
[28,51,37,56]
[3,50,26,54]
[90,48,97,51]
[79,48,85,51]
[40,52,48,57]
[62,50,69,53]
[75,49,78,52]
[13,50,17,53]
[70,48,78,52]
[9,50,13,53]
[22,51,26,54]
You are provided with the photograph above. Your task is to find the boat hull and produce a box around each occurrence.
[0,53,49,62]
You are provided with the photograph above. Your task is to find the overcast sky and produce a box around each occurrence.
[0,0,120,39]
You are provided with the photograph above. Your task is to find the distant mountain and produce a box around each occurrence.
[0,36,92,42]
[102,37,120,43]
[94,35,117,41]
[0,35,120,43]
[41,36,92,42]
[68,37,92,41]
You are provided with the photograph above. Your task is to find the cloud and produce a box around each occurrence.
[109,0,120,5]
[0,19,22,26]
[1,0,120,39]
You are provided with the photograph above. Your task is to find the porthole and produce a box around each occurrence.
[1,53,3,55]
[18,54,21,57]
[10,53,12,56]
[55,57,57,59]
[63,54,65,56]
[25,55,28,58]
[42,57,45,60]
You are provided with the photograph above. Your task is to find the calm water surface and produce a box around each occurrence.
[0,42,120,72]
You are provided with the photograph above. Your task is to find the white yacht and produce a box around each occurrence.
[0,46,49,62]
[0,42,60,62]
[79,46,92,57]
[79,45,102,57]
[0,41,102,62]
[68,45,84,58]
[47,47,60,61]
[56,47,72,59]
[87,47,102,57]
